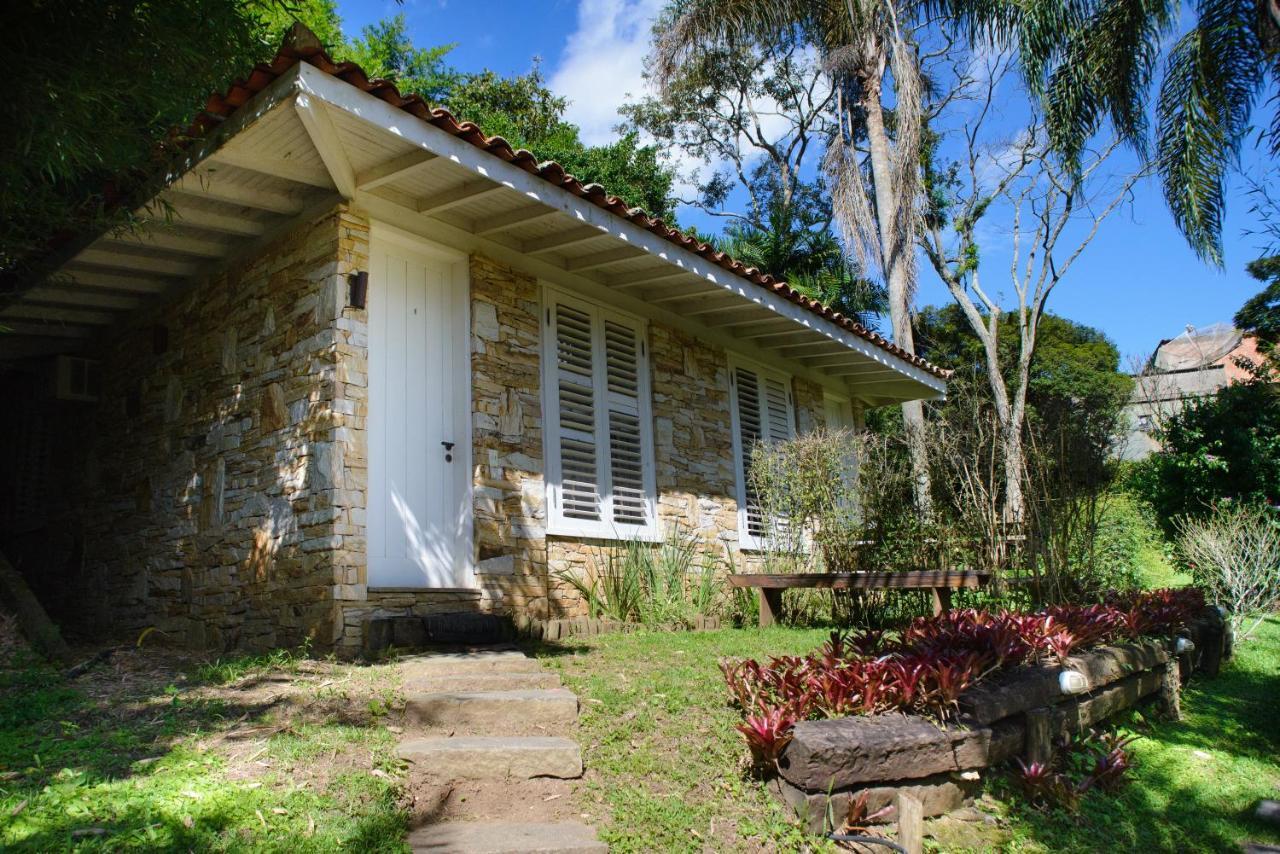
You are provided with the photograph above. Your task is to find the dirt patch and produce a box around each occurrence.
[404,768,588,828]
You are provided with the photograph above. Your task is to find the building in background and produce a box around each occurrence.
[1120,323,1263,460]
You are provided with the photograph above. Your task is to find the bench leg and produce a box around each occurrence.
[759,588,782,628]
[931,587,952,617]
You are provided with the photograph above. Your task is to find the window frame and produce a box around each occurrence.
[728,355,796,551]
[540,284,660,542]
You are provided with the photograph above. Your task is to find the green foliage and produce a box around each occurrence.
[1130,378,1280,533]
[3,1,677,285]
[555,529,726,628]
[718,193,887,322]
[976,0,1276,264]
[1237,255,1280,354]
[0,0,269,280]
[1088,493,1162,592]
[343,14,461,103]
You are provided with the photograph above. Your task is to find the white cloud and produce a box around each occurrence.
[547,0,665,147]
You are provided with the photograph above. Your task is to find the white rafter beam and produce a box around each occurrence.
[73,249,198,278]
[705,313,789,330]
[522,225,604,255]
[294,93,357,199]
[155,203,267,236]
[416,179,507,214]
[356,148,438,190]
[605,267,690,289]
[564,247,647,271]
[168,176,305,215]
[59,268,172,294]
[471,204,560,235]
[1,321,94,339]
[2,304,117,326]
[20,287,143,311]
[105,230,229,259]
[208,145,332,188]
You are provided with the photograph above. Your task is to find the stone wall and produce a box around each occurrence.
[461,254,832,624]
[64,206,361,651]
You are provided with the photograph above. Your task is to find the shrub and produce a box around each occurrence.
[1176,501,1280,640]
[1130,378,1280,534]
[721,589,1204,763]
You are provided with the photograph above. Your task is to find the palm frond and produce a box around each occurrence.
[1156,0,1264,264]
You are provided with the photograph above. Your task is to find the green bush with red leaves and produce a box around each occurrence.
[721,587,1205,767]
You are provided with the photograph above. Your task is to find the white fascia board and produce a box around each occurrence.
[293,63,945,396]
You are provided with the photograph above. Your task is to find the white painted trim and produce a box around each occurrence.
[294,93,356,198]
[367,221,476,589]
[540,283,660,543]
[291,63,945,395]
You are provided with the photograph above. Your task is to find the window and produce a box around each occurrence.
[542,287,658,539]
[729,358,794,550]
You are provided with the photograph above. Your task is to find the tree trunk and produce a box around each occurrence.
[0,548,73,664]
[860,60,933,519]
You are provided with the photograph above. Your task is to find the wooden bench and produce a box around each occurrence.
[727,571,992,627]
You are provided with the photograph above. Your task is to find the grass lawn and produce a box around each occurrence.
[537,615,1280,853]
[0,644,407,852]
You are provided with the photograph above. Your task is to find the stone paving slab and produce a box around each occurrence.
[397,736,584,780]
[405,689,579,728]
[408,820,606,853]
[399,651,542,677]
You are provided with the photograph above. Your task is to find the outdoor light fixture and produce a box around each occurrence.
[1175,637,1196,654]
[1058,670,1088,695]
[348,271,368,309]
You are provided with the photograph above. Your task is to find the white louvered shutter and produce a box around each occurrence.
[545,289,656,538]
[553,301,602,522]
[603,318,649,528]
[732,362,794,548]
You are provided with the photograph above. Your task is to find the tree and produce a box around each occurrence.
[919,56,1142,526]
[343,14,460,103]
[953,0,1280,264]
[445,66,677,220]
[1236,256,1280,355]
[0,0,268,285]
[651,0,936,515]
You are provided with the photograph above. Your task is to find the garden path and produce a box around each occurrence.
[393,648,606,853]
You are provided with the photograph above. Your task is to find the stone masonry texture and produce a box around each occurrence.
[44,207,835,654]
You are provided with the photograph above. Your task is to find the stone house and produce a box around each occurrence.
[0,27,946,655]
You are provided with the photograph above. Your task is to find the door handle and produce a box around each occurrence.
[441,441,455,463]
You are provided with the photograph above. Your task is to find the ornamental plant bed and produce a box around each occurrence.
[718,588,1227,832]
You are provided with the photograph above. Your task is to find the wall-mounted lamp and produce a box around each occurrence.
[348,271,369,310]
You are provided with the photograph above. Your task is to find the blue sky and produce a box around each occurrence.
[335,0,1272,364]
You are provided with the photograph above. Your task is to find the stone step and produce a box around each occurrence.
[404,671,563,694]
[406,689,578,729]
[408,821,606,853]
[399,651,543,678]
[397,736,583,780]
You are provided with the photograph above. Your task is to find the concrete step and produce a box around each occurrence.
[408,821,606,853]
[399,651,542,678]
[404,671,563,694]
[406,689,578,728]
[397,736,583,780]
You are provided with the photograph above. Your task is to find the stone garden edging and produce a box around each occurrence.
[772,609,1229,833]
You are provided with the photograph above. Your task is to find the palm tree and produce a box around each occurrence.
[956,0,1279,264]
[653,0,936,516]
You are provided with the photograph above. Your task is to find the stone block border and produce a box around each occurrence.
[773,609,1228,834]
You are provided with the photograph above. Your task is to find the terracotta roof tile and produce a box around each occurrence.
[176,24,947,381]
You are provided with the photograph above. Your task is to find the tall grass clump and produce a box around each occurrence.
[555,527,727,628]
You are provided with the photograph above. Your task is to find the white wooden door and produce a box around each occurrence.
[367,229,471,588]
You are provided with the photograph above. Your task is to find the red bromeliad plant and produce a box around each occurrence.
[722,588,1206,766]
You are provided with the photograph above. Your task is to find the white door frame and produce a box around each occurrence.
[367,220,475,589]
